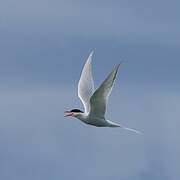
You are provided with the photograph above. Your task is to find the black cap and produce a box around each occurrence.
[70,109,84,113]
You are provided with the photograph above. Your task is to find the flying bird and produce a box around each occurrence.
[65,52,141,134]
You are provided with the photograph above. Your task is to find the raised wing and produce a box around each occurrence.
[89,63,121,119]
[78,52,95,113]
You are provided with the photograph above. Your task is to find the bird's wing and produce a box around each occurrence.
[78,52,95,113]
[89,63,121,119]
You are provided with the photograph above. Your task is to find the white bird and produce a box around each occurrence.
[65,52,141,134]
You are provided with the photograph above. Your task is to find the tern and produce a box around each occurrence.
[65,52,141,134]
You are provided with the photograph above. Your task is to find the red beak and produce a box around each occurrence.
[64,111,74,117]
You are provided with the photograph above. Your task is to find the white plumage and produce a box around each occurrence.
[65,52,141,134]
[78,51,94,114]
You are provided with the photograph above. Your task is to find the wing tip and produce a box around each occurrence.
[88,50,94,59]
[90,50,94,56]
[85,51,94,65]
[117,60,124,68]
[114,60,125,75]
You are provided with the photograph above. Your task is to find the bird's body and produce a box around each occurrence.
[65,52,141,134]
[74,112,120,127]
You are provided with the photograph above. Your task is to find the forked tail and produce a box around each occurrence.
[107,120,142,134]
[121,126,142,134]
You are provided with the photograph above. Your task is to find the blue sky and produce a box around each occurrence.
[0,0,180,179]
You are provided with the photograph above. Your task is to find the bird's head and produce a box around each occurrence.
[64,109,84,117]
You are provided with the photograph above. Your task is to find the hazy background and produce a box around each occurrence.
[0,0,180,179]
